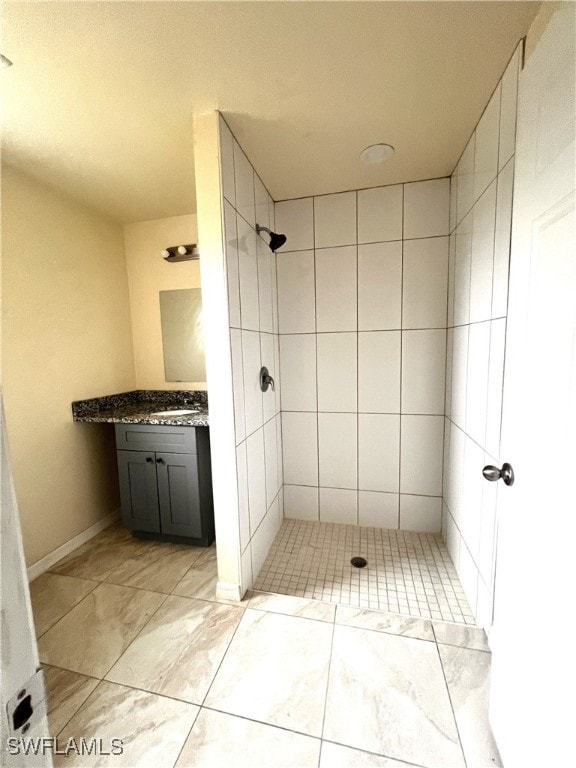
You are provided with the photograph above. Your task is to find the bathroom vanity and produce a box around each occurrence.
[115,423,214,545]
[71,390,214,546]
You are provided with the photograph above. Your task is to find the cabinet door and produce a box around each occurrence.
[116,450,160,532]
[155,452,202,538]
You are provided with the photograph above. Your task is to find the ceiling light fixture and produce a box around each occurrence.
[1,54,13,68]
[360,143,395,165]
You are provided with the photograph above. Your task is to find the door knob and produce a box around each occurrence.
[482,463,515,486]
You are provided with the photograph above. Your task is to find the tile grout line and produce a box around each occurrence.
[318,613,337,762]
[433,640,470,768]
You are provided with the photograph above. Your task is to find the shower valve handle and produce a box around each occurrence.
[260,367,275,393]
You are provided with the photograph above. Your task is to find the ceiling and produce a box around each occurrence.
[1,1,540,224]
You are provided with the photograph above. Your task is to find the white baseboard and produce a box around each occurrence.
[216,580,243,602]
[27,509,120,582]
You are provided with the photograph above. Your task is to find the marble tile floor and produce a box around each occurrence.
[253,519,476,625]
[30,522,500,768]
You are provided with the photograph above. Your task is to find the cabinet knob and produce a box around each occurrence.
[146,457,153,463]
[156,457,165,464]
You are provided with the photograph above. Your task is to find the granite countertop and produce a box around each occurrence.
[72,390,209,427]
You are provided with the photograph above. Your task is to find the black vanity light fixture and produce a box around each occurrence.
[161,244,199,262]
[256,225,287,253]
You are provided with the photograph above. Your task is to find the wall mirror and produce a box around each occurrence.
[159,288,206,382]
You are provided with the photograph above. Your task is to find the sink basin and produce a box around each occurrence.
[150,409,199,417]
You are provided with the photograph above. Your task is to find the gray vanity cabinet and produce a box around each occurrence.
[115,424,214,546]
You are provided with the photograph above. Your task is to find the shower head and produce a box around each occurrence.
[256,224,287,252]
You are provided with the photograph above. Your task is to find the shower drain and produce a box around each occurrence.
[350,556,368,568]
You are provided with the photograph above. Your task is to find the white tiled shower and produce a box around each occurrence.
[275,179,449,533]
[214,41,520,631]
[443,43,521,627]
[219,118,284,589]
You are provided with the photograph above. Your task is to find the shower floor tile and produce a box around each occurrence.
[253,519,475,626]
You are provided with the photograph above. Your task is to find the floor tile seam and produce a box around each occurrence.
[319,615,337,744]
[436,640,491,654]
[200,703,325,742]
[106,546,208,589]
[333,622,436,644]
[198,603,253,709]
[94,591,172,681]
[51,676,106,740]
[246,605,336,625]
[171,704,202,768]
[35,572,101,587]
[320,737,433,768]
[433,640,469,768]
[34,581,102,641]
[89,675,204,708]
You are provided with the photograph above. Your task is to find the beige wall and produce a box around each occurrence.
[1,165,136,566]
[124,214,205,390]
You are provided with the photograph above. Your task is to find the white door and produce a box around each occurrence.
[0,394,51,766]
[489,4,576,767]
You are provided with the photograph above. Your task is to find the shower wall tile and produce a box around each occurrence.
[492,159,514,318]
[447,232,456,328]
[283,485,319,521]
[233,143,255,227]
[317,333,357,412]
[358,242,402,330]
[242,330,263,435]
[282,412,318,487]
[257,236,274,333]
[443,53,520,630]
[220,119,236,207]
[402,236,448,329]
[403,178,450,239]
[499,44,521,171]
[260,333,277,425]
[247,428,267,535]
[218,116,283,595]
[357,184,403,244]
[237,215,259,331]
[278,178,449,533]
[279,335,317,412]
[236,441,250,551]
[465,322,491,446]
[469,181,496,324]
[319,488,357,525]
[453,213,473,326]
[358,331,401,413]
[318,413,357,490]
[274,198,314,252]
[456,136,476,226]
[358,414,400,493]
[473,85,500,202]
[358,491,399,528]
[251,496,282,580]
[485,319,506,460]
[277,250,316,333]
[400,415,444,496]
[451,325,469,431]
[223,200,241,328]
[315,246,357,332]
[400,495,442,533]
[401,329,446,415]
[314,191,356,248]
[264,418,279,509]
[254,175,271,231]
